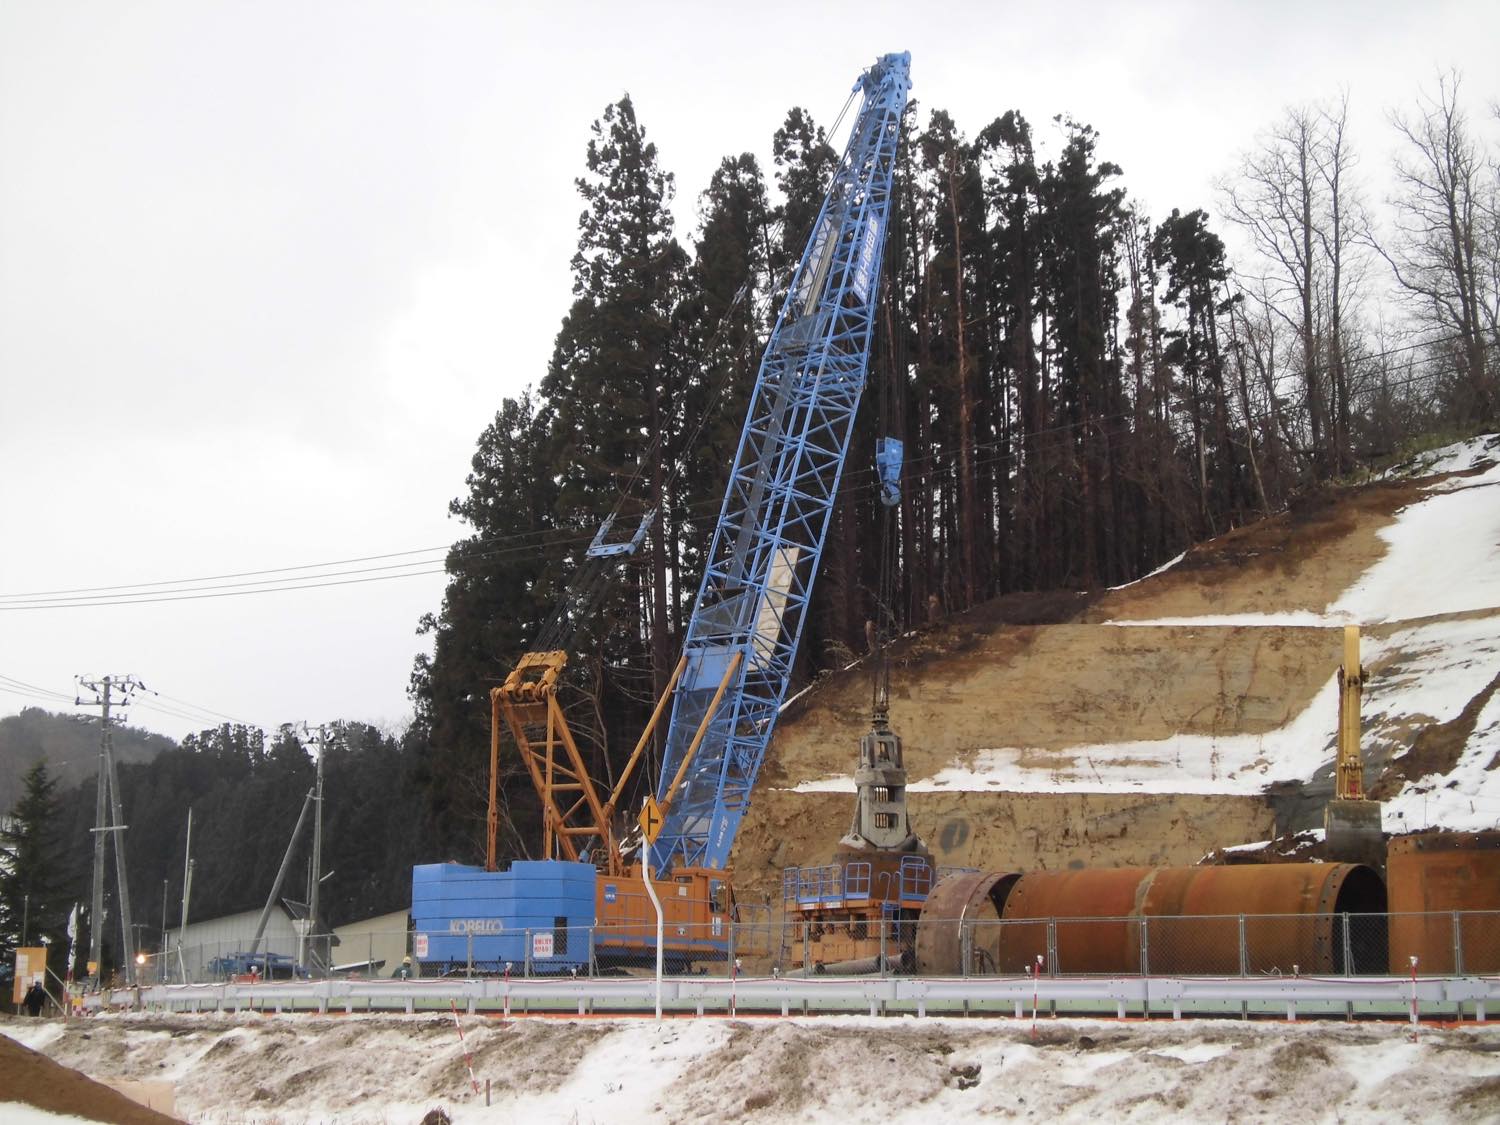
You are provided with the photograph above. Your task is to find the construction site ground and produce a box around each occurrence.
[8,440,1500,1123]
[6,1010,1500,1124]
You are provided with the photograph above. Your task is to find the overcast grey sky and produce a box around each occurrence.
[2,0,1496,740]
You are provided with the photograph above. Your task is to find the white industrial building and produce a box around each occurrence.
[159,903,408,982]
[162,902,305,982]
[331,909,410,976]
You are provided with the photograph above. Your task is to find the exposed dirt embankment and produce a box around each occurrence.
[769,624,1342,779]
[732,470,1479,899]
[1087,479,1419,621]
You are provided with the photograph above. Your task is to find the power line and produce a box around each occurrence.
[0,678,75,705]
[0,684,73,704]
[148,689,252,726]
[0,543,453,600]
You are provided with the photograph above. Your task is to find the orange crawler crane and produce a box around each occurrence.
[489,649,732,970]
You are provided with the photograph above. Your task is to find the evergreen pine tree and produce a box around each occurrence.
[0,760,73,977]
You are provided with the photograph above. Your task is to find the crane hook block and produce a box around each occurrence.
[586,508,658,559]
[876,437,904,507]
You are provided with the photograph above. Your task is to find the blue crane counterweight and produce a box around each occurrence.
[651,51,911,873]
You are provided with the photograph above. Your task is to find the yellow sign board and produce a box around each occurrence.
[639,796,664,844]
[13,947,46,1005]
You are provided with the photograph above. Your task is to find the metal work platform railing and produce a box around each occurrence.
[782,857,940,908]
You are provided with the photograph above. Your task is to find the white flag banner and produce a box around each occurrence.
[65,903,78,979]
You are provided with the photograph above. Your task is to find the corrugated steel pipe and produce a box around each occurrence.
[919,862,1387,976]
[1388,832,1500,973]
[914,870,1020,975]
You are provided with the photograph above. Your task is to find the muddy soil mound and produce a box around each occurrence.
[0,1020,178,1124]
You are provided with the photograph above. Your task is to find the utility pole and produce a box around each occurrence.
[177,809,195,985]
[77,674,141,986]
[307,723,327,973]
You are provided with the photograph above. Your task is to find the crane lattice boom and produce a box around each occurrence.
[651,52,911,872]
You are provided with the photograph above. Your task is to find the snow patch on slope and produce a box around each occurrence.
[1331,459,1500,624]
[1381,433,1500,480]
[1106,436,1500,628]
[1108,549,1186,591]
[792,674,1340,796]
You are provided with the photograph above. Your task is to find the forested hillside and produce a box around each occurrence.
[0,708,172,813]
[1,713,427,980]
[412,75,1500,866]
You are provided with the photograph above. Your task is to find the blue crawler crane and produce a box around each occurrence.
[413,52,912,975]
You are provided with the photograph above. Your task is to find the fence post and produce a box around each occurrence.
[879,917,887,978]
[524,929,532,978]
[1453,911,1465,975]
[466,930,473,977]
[1238,914,1248,976]
[1046,919,1058,977]
[1140,917,1150,977]
[802,920,810,973]
[727,916,735,981]
[589,926,597,978]
[1341,914,1353,976]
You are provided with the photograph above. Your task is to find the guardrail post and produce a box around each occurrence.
[1140,918,1151,1018]
[1453,912,1465,975]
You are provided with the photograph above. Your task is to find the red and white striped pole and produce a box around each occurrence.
[1408,955,1420,1040]
[449,1000,481,1094]
[1031,955,1044,1040]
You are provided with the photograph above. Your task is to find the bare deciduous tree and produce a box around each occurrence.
[1219,96,1370,474]
[1382,71,1498,425]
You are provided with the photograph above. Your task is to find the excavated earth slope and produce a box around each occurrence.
[731,437,1500,909]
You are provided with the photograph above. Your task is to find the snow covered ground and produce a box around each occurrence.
[792,437,1500,831]
[6,1012,1500,1125]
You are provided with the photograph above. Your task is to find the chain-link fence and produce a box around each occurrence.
[945,913,1393,977]
[133,910,1500,984]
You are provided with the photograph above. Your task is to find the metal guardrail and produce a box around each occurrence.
[84,971,1500,1022]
